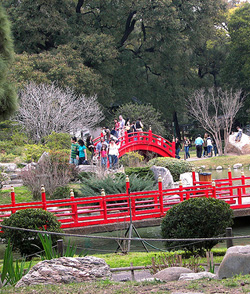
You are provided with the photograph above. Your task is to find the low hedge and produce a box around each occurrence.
[148,157,195,181]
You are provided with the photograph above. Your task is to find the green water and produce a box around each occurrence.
[1,169,250,257]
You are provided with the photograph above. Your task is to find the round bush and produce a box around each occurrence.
[148,157,195,181]
[2,209,63,256]
[161,197,234,254]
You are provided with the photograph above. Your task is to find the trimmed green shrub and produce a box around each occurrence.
[51,185,71,199]
[79,173,156,196]
[161,197,234,254]
[148,157,195,181]
[2,209,63,256]
[125,166,155,181]
[44,132,71,150]
[119,152,144,167]
[24,144,49,162]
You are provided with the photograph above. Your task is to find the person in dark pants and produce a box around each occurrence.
[195,134,204,158]
[175,137,181,159]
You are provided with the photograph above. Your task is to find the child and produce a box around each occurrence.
[101,145,108,169]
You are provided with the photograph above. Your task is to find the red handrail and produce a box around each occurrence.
[1,173,250,230]
[93,129,175,158]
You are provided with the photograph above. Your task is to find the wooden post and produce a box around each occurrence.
[10,186,16,214]
[228,167,233,196]
[130,262,135,281]
[226,227,233,248]
[179,181,183,202]
[149,126,152,143]
[241,171,246,195]
[101,189,107,221]
[238,187,242,205]
[212,181,216,198]
[70,189,78,224]
[158,174,164,216]
[192,168,196,186]
[57,239,64,257]
[41,185,47,210]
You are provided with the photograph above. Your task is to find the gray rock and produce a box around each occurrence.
[38,152,49,164]
[150,165,174,189]
[180,172,199,187]
[0,163,17,172]
[153,267,193,282]
[233,163,243,169]
[15,256,111,287]
[227,133,250,155]
[217,245,250,279]
[179,272,216,281]
[216,166,223,170]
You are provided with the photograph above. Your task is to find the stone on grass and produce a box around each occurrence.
[216,166,223,170]
[153,267,193,282]
[233,163,242,169]
[179,272,216,281]
[15,256,111,288]
[217,245,250,279]
[150,165,174,189]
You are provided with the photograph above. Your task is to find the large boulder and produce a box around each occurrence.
[16,256,111,288]
[180,172,199,187]
[217,245,250,279]
[150,165,174,189]
[153,267,193,281]
[227,133,250,155]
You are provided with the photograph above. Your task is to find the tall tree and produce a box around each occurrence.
[0,4,17,120]
[222,3,250,123]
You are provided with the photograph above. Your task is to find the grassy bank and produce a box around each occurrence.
[189,154,250,170]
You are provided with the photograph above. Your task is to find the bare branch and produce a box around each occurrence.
[15,82,104,142]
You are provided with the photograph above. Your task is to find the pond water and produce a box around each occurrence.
[65,168,250,255]
[1,168,250,257]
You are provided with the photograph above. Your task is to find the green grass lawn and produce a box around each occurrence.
[0,186,33,205]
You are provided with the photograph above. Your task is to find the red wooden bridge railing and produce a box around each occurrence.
[93,128,176,158]
[0,171,250,230]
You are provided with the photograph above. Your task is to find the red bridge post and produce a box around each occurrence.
[241,171,246,195]
[238,187,242,205]
[11,186,16,214]
[149,126,152,143]
[158,175,164,216]
[70,189,78,225]
[101,189,107,221]
[179,181,184,202]
[212,181,216,198]
[192,168,196,185]
[41,185,47,210]
[228,167,233,196]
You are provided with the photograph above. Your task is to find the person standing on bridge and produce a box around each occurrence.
[135,118,143,132]
[108,138,120,169]
[195,134,204,158]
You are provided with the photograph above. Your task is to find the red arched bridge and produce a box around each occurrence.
[0,170,250,232]
[93,129,176,158]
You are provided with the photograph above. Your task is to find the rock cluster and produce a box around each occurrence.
[15,256,111,288]
[150,165,174,188]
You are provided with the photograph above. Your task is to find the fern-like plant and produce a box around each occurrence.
[79,173,156,196]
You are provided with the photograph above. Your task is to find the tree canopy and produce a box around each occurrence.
[0,4,17,120]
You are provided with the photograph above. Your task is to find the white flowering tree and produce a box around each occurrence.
[16,82,104,142]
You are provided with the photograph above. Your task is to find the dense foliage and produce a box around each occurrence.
[2,209,63,256]
[0,4,17,119]
[119,151,144,167]
[125,166,155,181]
[3,0,231,125]
[148,157,194,182]
[79,173,156,196]
[161,197,234,254]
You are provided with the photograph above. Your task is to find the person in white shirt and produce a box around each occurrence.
[108,139,120,169]
[206,135,213,157]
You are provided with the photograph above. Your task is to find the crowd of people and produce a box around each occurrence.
[69,116,144,169]
[174,133,218,159]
